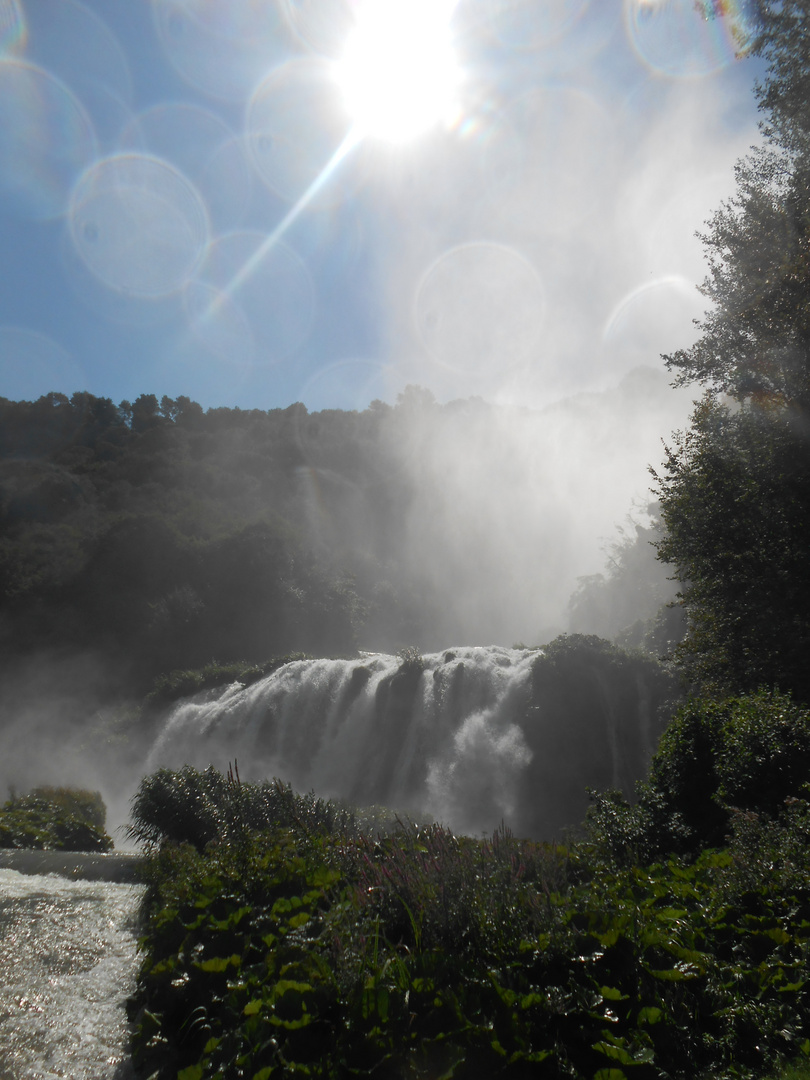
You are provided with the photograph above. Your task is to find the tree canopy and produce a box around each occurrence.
[656,0,810,700]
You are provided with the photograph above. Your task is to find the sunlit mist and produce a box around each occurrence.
[334,0,461,142]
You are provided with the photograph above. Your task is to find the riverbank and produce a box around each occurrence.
[0,848,145,883]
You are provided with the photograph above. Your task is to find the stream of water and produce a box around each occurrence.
[0,868,144,1080]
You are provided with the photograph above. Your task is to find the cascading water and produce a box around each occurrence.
[148,643,672,838]
[0,868,144,1080]
[149,646,536,837]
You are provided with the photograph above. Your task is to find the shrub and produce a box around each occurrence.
[126,765,399,853]
[586,689,810,863]
[0,786,113,851]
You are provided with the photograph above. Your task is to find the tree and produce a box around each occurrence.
[656,1,810,700]
[567,503,683,655]
[667,1,810,405]
[656,397,810,699]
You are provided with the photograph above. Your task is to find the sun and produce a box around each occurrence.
[333,0,461,143]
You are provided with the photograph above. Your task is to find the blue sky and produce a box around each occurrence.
[0,0,764,412]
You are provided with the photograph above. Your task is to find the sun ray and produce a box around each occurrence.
[198,128,361,330]
[200,1,463,334]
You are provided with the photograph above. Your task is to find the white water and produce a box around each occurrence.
[149,646,538,836]
[147,644,667,838]
[0,869,144,1080]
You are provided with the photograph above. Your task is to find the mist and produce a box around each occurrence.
[368,369,692,647]
[0,648,146,842]
[0,0,767,840]
[0,367,693,841]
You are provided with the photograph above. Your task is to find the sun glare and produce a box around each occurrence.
[334,0,460,143]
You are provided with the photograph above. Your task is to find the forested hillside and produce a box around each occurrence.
[0,376,677,701]
[0,390,386,685]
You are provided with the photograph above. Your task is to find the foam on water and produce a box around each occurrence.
[0,869,144,1080]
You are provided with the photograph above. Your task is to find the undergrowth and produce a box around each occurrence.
[129,757,810,1080]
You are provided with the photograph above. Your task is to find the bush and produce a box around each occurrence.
[126,765,398,853]
[586,689,810,863]
[129,771,810,1080]
[0,786,113,851]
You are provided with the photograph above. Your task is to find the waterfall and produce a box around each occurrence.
[148,646,535,837]
[147,643,671,838]
[0,868,144,1080]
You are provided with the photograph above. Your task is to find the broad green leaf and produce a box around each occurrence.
[362,986,389,1022]
[638,1006,663,1025]
[593,1040,635,1065]
[199,954,241,972]
[272,979,312,997]
[764,927,792,946]
[177,1067,204,1080]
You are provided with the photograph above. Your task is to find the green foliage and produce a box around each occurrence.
[0,786,112,851]
[126,766,401,853]
[655,397,810,700]
[522,635,680,837]
[128,765,420,864]
[129,765,810,1080]
[665,1,810,404]
[396,644,424,666]
[0,393,385,690]
[655,4,810,700]
[585,689,810,863]
[767,1059,810,1080]
[568,505,684,657]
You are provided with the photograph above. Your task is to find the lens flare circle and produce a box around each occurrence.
[334,0,461,142]
[0,59,96,221]
[153,0,289,101]
[68,153,210,298]
[248,58,352,204]
[624,0,755,78]
[121,103,252,231]
[21,0,134,150]
[416,242,545,375]
[0,0,25,55]
[602,275,703,374]
[198,230,316,363]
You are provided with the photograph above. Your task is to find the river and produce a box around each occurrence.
[0,866,144,1080]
